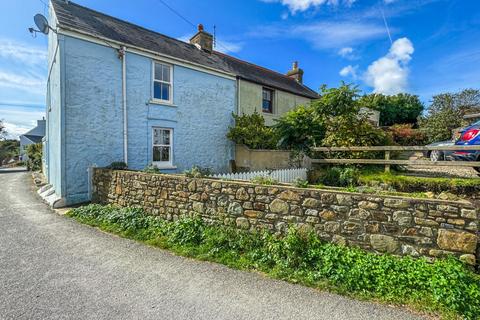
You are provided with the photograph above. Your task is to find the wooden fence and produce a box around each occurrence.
[211,168,308,183]
[312,145,480,172]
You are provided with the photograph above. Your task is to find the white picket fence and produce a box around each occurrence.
[210,168,308,184]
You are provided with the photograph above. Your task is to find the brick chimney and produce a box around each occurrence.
[190,24,213,53]
[286,61,304,83]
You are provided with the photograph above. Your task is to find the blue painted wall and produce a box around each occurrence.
[46,33,236,205]
[45,4,64,198]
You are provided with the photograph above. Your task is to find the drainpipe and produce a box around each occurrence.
[119,46,128,165]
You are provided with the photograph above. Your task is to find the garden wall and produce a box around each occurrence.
[92,168,479,265]
[235,144,311,171]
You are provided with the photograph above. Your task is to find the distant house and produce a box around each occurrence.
[20,118,46,161]
[43,0,318,207]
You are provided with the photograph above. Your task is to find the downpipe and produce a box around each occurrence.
[119,46,128,165]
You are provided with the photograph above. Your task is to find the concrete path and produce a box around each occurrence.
[0,169,425,320]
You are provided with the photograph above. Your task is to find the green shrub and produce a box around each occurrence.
[388,124,426,146]
[68,204,480,319]
[250,175,278,185]
[275,105,325,153]
[184,165,212,178]
[25,143,42,171]
[143,164,162,174]
[227,112,279,149]
[319,166,360,187]
[107,161,128,170]
[293,178,309,188]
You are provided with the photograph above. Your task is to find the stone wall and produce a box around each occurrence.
[93,169,479,265]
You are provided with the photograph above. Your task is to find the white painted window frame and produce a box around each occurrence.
[152,127,174,168]
[152,61,174,104]
[262,86,275,114]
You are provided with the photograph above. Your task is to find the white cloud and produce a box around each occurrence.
[0,71,45,94]
[0,38,47,65]
[364,37,414,95]
[338,46,358,59]
[252,21,386,50]
[339,65,358,79]
[0,106,44,140]
[261,0,356,13]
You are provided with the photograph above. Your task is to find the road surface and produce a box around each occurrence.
[0,168,424,320]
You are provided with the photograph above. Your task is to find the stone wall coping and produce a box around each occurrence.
[96,168,477,209]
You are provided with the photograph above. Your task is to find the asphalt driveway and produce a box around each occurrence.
[0,169,425,320]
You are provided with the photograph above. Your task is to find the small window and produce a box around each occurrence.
[153,62,172,102]
[262,88,274,113]
[152,128,173,166]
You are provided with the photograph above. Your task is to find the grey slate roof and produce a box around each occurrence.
[51,0,319,99]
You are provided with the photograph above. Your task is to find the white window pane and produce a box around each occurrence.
[153,146,170,162]
[162,65,170,83]
[154,64,162,81]
[161,83,170,101]
[153,82,162,99]
[161,130,170,145]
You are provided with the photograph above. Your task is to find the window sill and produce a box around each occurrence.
[153,164,177,170]
[148,99,177,107]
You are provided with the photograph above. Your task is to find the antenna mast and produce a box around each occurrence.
[213,25,217,49]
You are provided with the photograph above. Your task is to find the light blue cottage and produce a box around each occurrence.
[43,0,318,207]
[44,1,236,206]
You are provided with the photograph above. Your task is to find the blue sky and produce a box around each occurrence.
[1,0,479,138]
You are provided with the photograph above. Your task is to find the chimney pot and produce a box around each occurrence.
[286,61,304,83]
[190,23,213,53]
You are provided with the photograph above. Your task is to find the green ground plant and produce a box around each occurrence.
[184,165,213,178]
[68,204,480,320]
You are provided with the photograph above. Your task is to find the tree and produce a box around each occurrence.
[275,83,391,157]
[0,120,6,140]
[419,89,480,143]
[359,93,424,126]
[275,105,325,152]
[0,139,19,166]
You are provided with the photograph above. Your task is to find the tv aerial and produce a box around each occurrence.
[29,14,55,37]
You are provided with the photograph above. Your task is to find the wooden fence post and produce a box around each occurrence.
[384,151,390,172]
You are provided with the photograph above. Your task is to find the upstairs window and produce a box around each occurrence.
[262,87,274,113]
[152,128,173,166]
[153,62,172,103]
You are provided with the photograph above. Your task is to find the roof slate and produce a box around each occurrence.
[51,0,319,99]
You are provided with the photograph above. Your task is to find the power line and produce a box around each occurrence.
[152,0,196,28]
[150,0,235,55]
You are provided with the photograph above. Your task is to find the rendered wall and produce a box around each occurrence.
[57,36,235,205]
[93,169,479,266]
[235,144,309,171]
[45,3,64,197]
[238,80,312,126]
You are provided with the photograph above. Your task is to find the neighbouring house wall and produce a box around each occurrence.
[93,168,479,265]
[238,79,311,126]
[57,36,236,205]
[46,3,64,198]
[235,144,309,171]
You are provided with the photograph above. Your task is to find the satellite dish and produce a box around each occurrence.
[34,14,50,35]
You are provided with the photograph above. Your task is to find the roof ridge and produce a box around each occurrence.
[214,51,296,83]
[53,0,200,51]
[214,51,318,96]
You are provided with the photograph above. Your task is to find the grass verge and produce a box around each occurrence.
[67,204,480,320]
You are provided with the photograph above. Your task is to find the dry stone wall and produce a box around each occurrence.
[93,169,479,265]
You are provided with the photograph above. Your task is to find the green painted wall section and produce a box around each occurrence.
[238,80,312,126]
